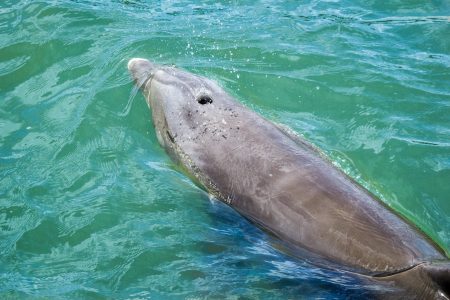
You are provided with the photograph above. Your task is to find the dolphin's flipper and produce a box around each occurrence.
[423,261,450,297]
[376,261,450,299]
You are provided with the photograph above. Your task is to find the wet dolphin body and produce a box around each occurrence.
[128,58,449,298]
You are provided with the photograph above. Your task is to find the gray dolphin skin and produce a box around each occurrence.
[128,58,449,299]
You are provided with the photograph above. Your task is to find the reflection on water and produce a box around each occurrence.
[0,0,449,298]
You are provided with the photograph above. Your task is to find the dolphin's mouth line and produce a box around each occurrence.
[141,70,156,91]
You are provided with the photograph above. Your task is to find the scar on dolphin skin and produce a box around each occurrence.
[128,58,450,299]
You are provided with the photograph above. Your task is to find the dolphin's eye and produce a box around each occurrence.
[166,130,175,143]
[197,95,213,105]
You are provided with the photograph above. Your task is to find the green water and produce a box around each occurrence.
[1,0,449,298]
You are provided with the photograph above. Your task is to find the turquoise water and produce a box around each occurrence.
[1,0,449,298]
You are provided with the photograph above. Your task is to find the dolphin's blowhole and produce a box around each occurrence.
[197,95,213,105]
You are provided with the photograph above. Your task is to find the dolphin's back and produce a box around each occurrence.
[178,98,445,275]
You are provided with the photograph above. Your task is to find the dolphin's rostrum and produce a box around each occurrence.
[128,58,449,299]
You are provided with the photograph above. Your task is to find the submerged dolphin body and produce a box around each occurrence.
[128,58,449,298]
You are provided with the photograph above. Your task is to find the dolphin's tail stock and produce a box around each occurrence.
[375,261,450,299]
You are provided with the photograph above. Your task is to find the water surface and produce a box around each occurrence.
[1,0,449,298]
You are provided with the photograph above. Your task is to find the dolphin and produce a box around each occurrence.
[128,58,449,298]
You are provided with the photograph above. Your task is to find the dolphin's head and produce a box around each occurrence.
[128,58,234,161]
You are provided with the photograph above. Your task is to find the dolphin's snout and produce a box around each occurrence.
[127,58,150,72]
[128,58,156,88]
